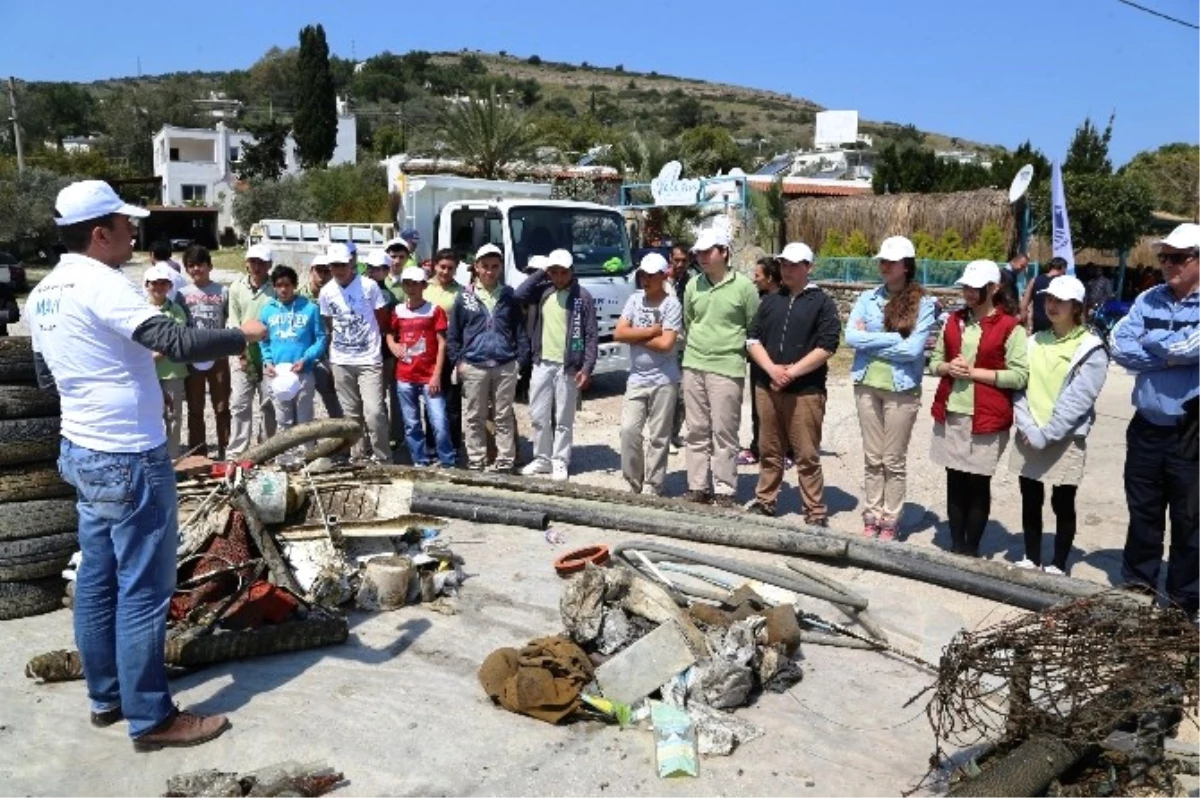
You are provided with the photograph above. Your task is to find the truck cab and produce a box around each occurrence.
[436,199,634,376]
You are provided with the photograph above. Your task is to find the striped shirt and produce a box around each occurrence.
[1109,284,1199,425]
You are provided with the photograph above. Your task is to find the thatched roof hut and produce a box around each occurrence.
[786,189,1016,254]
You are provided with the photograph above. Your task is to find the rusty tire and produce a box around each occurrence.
[0,337,36,383]
[0,385,59,420]
[0,417,60,467]
[0,463,73,503]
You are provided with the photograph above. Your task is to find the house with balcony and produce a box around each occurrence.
[152,104,357,235]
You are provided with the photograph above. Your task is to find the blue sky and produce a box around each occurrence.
[3,0,1196,165]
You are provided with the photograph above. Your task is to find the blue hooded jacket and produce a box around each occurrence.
[260,295,327,372]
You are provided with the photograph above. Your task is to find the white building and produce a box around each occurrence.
[153,105,357,233]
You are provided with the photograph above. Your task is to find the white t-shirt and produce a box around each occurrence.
[28,253,164,453]
[318,275,386,366]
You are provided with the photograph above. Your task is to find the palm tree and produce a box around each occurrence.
[600,132,701,244]
[438,87,540,179]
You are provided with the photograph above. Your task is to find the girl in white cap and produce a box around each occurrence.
[1009,275,1108,574]
[845,236,939,541]
[928,260,1029,558]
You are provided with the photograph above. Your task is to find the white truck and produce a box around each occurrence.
[433,196,634,376]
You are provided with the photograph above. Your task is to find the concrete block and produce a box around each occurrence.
[595,620,697,706]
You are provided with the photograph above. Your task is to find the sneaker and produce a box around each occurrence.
[551,463,569,482]
[736,449,758,466]
[878,527,898,542]
[132,710,231,752]
[683,490,712,505]
[1042,565,1065,576]
[711,494,736,509]
[521,460,552,476]
[491,461,515,474]
[465,460,486,471]
[747,501,775,517]
[91,706,124,728]
[1013,557,1039,570]
[861,522,880,538]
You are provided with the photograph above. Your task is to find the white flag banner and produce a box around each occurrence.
[1051,161,1076,275]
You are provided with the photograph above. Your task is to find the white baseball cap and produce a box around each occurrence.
[1039,275,1086,303]
[385,237,411,252]
[326,243,353,264]
[638,252,669,275]
[54,180,149,226]
[875,236,916,261]
[475,243,503,261]
[246,243,273,262]
[1155,222,1200,251]
[143,263,177,284]
[779,242,814,264]
[691,229,730,252]
[546,248,573,269]
[400,266,428,283]
[364,249,390,269]
[311,253,330,268]
[270,369,302,403]
[955,260,1002,288]
[528,254,549,272]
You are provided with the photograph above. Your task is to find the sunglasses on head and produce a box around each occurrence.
[1157,252,1196,266]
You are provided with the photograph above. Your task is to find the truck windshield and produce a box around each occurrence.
[508,207,631,277]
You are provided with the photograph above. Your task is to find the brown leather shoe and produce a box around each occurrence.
[132,710,230,752]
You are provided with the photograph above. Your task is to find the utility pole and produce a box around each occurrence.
[7,77,24,175]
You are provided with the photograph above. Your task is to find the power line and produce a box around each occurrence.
[1115,0,1199,29]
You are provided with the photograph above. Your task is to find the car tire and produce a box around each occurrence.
[0,417,61,467]
[0,337,36,383]
[0,463,73,504]
[0,499,77,541]
[0,384,60,420]
[0,577,64,621]
[0,553,72,582]
[0,531,77,561]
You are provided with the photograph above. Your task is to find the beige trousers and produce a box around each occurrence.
[620,382,679,495]
[853,385,921,527]
[755,387,827,521]
[682,369,743,497]
[460,361,518,470]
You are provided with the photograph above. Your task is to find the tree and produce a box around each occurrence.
[0,166,73,249]
[1119,143,1200,219]
[438,87,540,179]
[1064,115,1114,176]
[20,82,96,149]
[232,175,313,232]
[293,24,338,169]
[527,55,542,65]
[749,176,786,252]
[305,162,390,221]
[679,125,742,175]
[967,222,1008,262]
[990,140,1051,194]
[238,119,289,182]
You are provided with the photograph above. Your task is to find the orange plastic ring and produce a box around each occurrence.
[554,545,610,577]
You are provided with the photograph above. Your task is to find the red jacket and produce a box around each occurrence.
[931,309,1019,434]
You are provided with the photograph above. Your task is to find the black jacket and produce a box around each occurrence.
[748,285,841,394]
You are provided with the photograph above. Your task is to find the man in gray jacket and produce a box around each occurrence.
[515,248,598,481]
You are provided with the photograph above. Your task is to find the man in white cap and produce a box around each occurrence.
[680,229,760,506]
[446,244,529,471]
[28,180,265,750]
[384,238,413,296]
[746,242,841,522]
[515,247,599,481]
[319,242,393,463]
[226,242,276,454]
[365,248,402,445]
[614,252,683,495]
[1110,222,1199,618]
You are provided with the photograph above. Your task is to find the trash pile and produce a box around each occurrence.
[479,538,896,771]
[163,760,345,797]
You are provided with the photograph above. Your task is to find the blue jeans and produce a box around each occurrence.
[396,381,455,466]
[58,439,178,738]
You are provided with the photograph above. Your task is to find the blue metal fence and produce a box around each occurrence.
[811,257,1041,288]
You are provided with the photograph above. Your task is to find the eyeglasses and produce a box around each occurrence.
[1157,252,1197,266]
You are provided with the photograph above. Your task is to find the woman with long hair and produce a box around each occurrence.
[928,260,1029,557]
[845,237,939,540]
[1009,275,1108,574]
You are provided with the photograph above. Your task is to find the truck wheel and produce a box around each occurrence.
[0,417,61,467]
[0,578,64,621]
[0,464,73,504]
[0,499,77,541]
[0,385,60,420]
[0,337,36,383]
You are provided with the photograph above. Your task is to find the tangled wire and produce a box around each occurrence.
[921,594,1198,763]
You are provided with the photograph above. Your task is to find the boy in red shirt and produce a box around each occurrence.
[387,266,455,466]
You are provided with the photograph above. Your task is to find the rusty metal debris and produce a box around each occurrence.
[163,760,345,797]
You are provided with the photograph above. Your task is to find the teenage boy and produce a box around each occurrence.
[388,266,455,467]
[178,245,230,459]
[425,248,464,451]
[227,243,276,454]
[319,243,392,463]
[681,230,759,506]
[260,265,327,439]
[745,242,841,524]
[515,248,598,482]
[615,253,682,495]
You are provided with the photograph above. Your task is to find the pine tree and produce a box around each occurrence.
[293,24,338,170]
